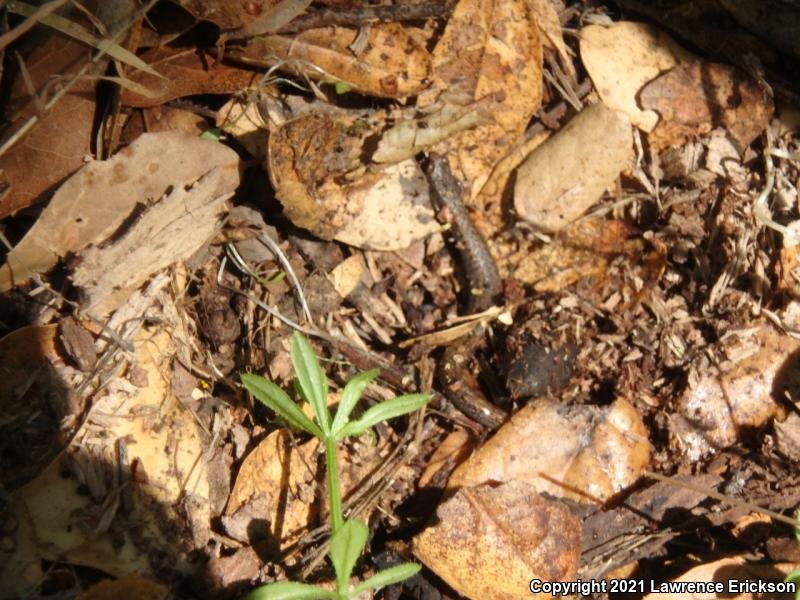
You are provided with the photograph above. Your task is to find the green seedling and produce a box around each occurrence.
[241,332,429,599]
[784,512,800,599]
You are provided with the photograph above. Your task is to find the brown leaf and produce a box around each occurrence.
[0,35,96,219]
[513,219,642,291]
[0,131,240,291]
[241,23,431,98]
[417,0,544,201]
[120,47,258,108]
[77,574,169,600]
[449,398,651,503]
[640,61,774,152]
[672,326,796,460]
[413,480,581,600]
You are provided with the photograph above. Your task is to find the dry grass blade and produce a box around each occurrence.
[5,0,163,78]
[0,0,67,51]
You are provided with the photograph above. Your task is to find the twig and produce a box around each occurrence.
[643,469,798,528]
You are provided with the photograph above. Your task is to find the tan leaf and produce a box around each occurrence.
[241,23,431,98]
[418,429,475,488]
[413,480,581,600]
[579,21,695,131]
[514,102,633,232]
[70,167,235,318]
[449,398,651,503]
[0,131,240,291]
[120,47,258,108]
[416,0,544,201]
[268,113,439,250]
[640,61,774,152]
[526,0,575,79]
[673,326,796,460]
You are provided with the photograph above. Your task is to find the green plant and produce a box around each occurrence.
[241,332,430,599]
[784,512,800,600]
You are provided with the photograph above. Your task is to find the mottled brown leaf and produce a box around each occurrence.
[413,480,581,600]
[640,61,774,152]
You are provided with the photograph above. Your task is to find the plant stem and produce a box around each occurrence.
[325,435,344,534]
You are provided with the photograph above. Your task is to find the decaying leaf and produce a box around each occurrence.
[70,166,235,318]
[413,480,581,600]
[0,34,97,219]
[416,0,544,201]
[514,102,633,232]
[449,398,651,503]
[579,21,695,131]
[13,327,215,579]
[513,219,642,291]
[240,22,431,98]
[267,112,439,250]
[672,326,797,461]
[640,61,774,152]
[120,47,258,108]
[217,97,270,159]
[0,131,240,291]
[171,0,271,29]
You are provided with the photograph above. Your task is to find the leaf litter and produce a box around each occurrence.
[1,0,800,598]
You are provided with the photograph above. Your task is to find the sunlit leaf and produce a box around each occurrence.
[245,580,339,600]
[352,563,421,596]
[337,394,429,439]
[241,373,322,437]
[291,332,331,434]
[330,369,379,437]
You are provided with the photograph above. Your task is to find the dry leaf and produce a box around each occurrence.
[514,102,633,232]
[77,574,169,600]
[120,47,257,108]
[416,0,544,201]
[217,97,270,159]
[418,429,475,488]
[641,557,797,599]
[373,105,486,164]
[526,0,575,79]
[449,398,651,503]
[672,326,797,460]
[0,131,240,291]
[0,34,96,219]
[13,325,215,578]
[413,480,581,600]
[513,219,642,291]
[0,498,43,598]
[640,61,774,152]
[268,113,439,250]
[242,23,431,98]
[579,21,695,131]
[329,254,369,298]
[227,428,387,554]
[70,167,235,318]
